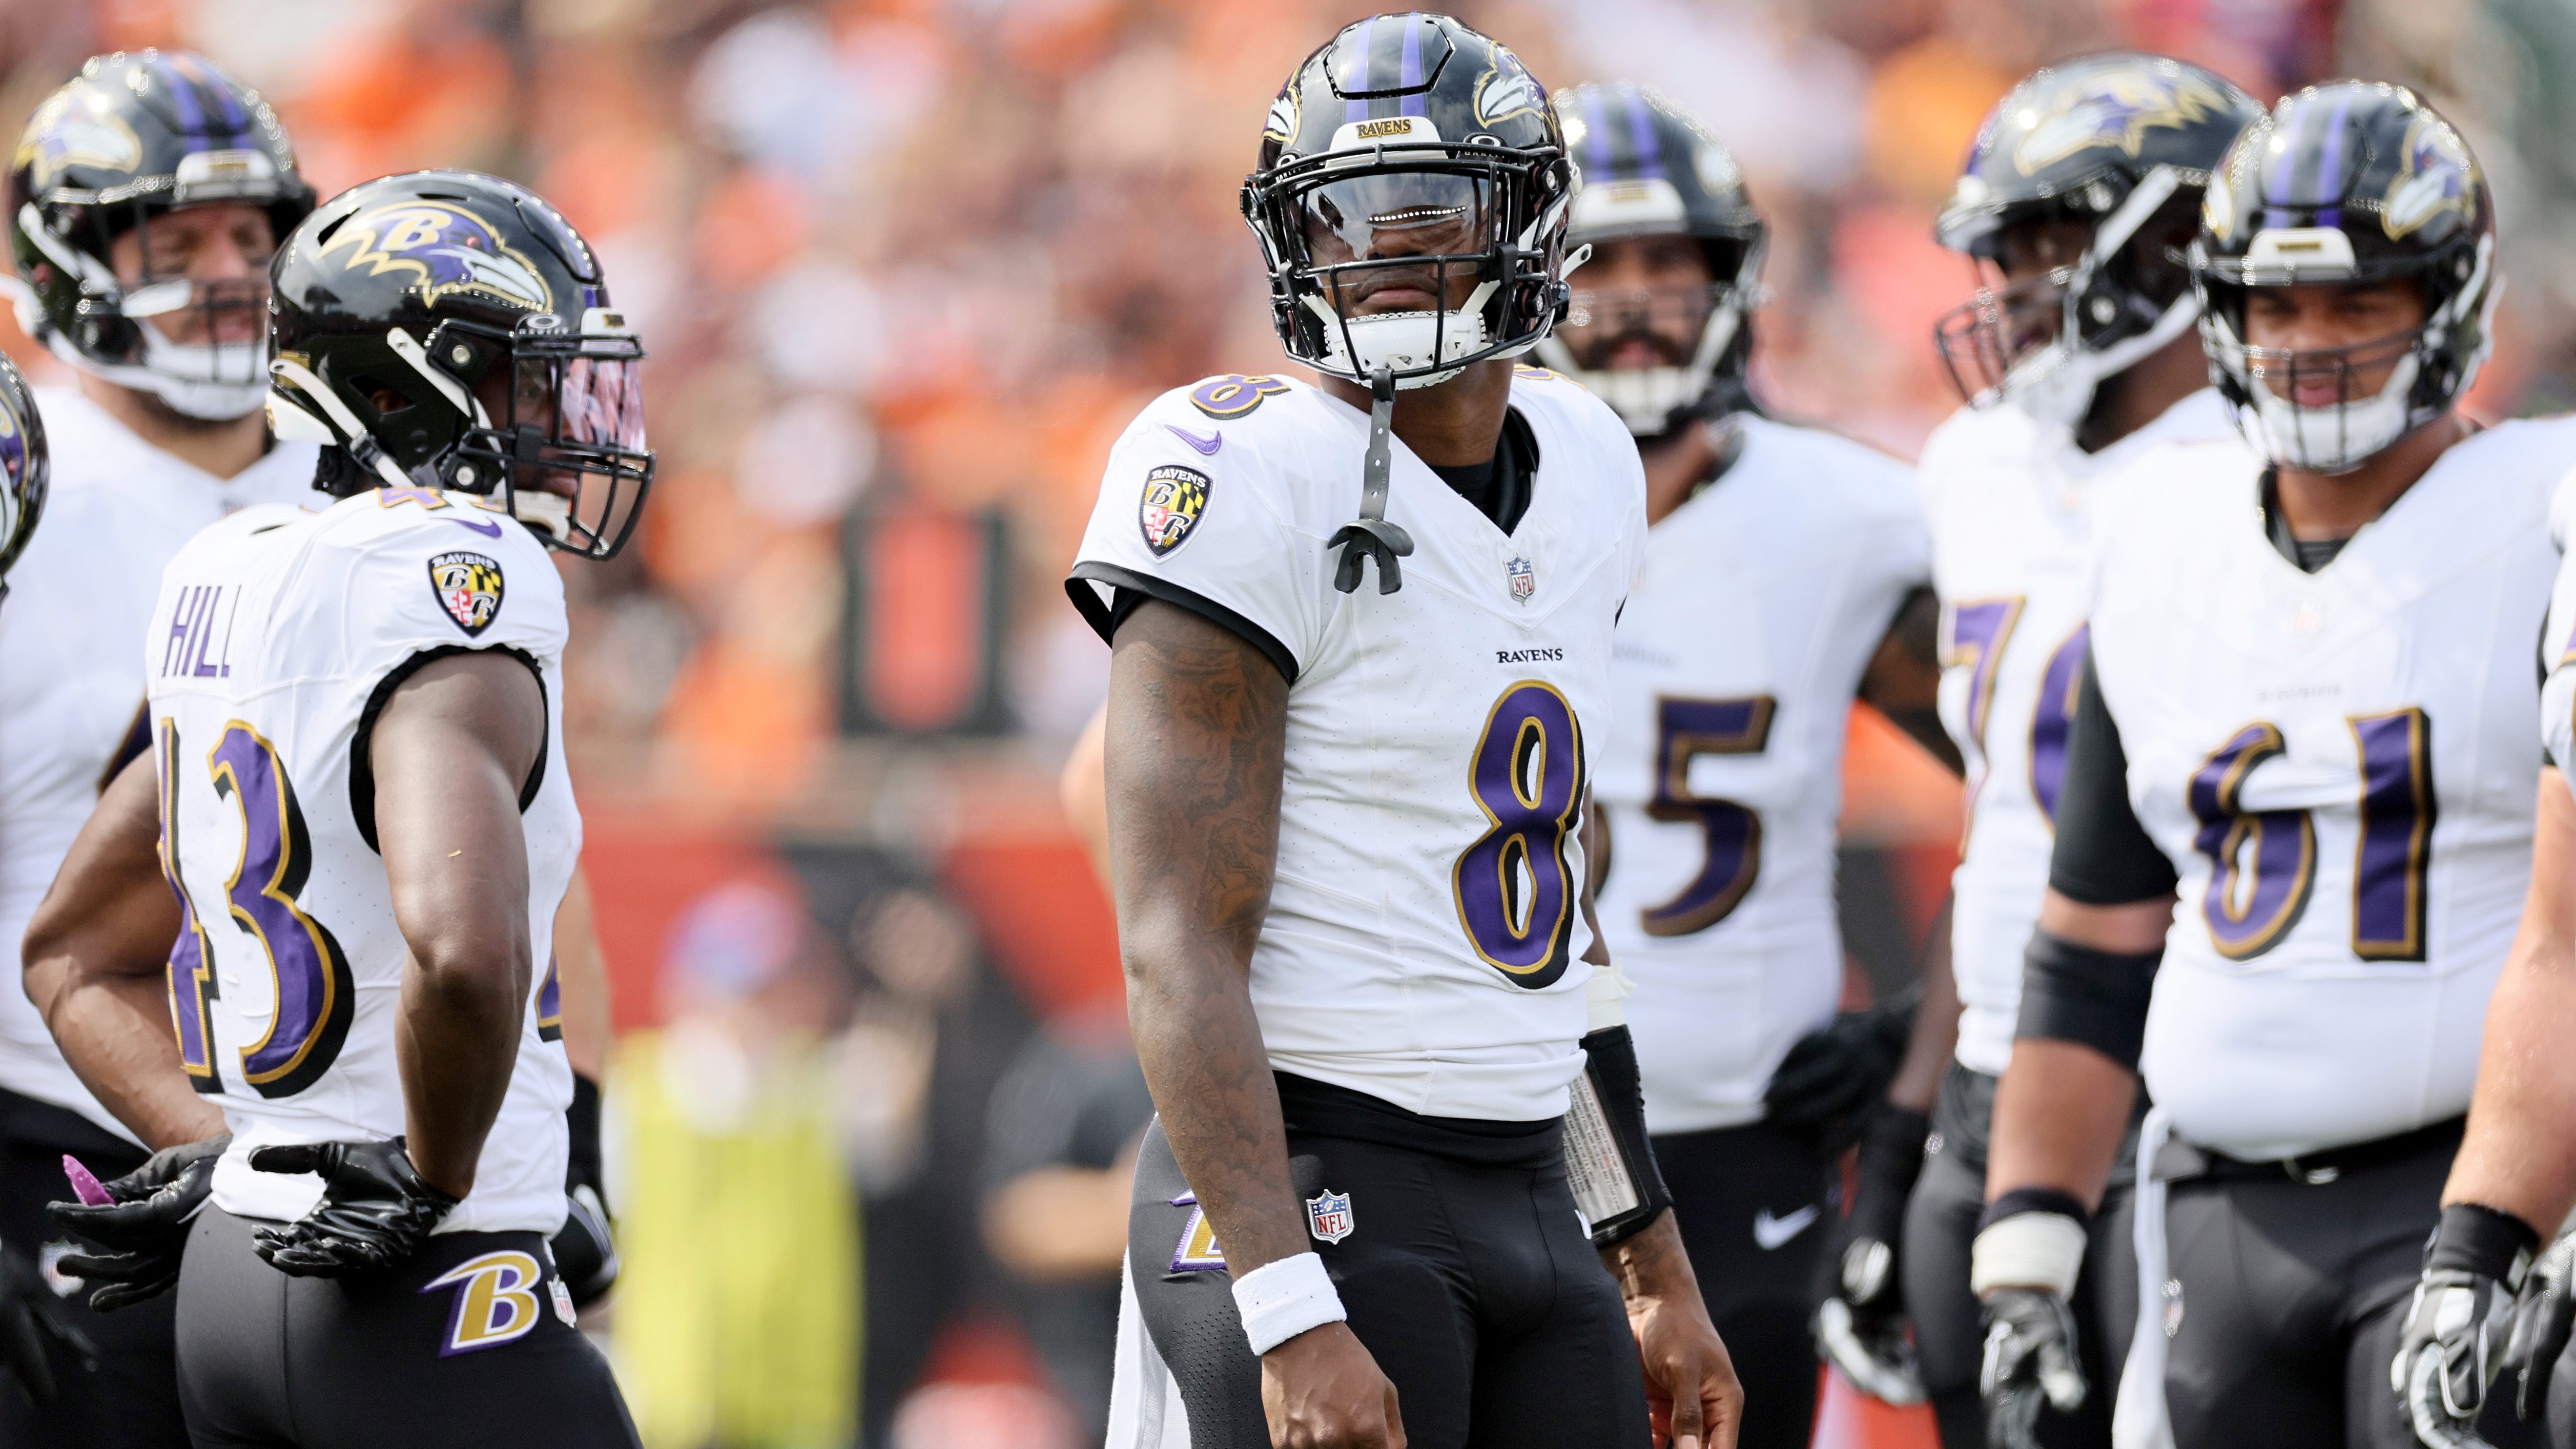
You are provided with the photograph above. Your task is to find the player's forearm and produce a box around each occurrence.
[38,971,227,1148]
[1887,898,1958,1113]
[1984,1039,2136,1212]
[395,924,528,1199]
[1104,600,1300,1273]
[1861,587,1964,777]
[1599,1205,1699,1303]
[551,869,613,1081]
[2444,911,2576,1232]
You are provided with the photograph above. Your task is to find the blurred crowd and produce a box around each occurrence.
[9,0,2576,1445]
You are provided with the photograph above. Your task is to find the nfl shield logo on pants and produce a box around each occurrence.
[1504,556,1534,603]
[1305,1190,1354,1244]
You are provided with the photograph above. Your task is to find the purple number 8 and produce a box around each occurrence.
[1452,682,1586,989]
[208,723,355,1097]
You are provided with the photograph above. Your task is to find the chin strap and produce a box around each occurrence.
[1329,367,1416,595]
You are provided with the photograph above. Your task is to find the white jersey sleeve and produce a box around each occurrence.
[2542,469,2576,784]
[1069,378,1330,681]
[151,490,577,1234]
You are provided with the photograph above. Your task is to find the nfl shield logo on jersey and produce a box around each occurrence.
[1505,556,1534,603]
[1139,464,1213,558]
[1305,1190,1354,1244]
[427,552,506,637]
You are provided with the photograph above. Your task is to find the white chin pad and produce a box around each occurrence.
[511,489,575,539]
[1304,284,1499,388]
[2246,351,2419,473]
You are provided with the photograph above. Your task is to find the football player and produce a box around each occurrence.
[1073,16,1737,1449]
[1892,53,2262,1449]
[1531,81,1957,1449]
[1977,84,2562,1449]
[2387,419,2576,1448]
[18,169,648,1446]
[0,52,322,1445]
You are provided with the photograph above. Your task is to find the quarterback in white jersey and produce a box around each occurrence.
[1529,81,1949,1449]
[1981,85,2561,1449]
[1083,19,1735,1449]
[1891,53,2264,1448]
[0,51,319,1445]
[24,170,645,1448]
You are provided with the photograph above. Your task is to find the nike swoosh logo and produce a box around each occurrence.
[1164,424,1222,456]
[1752,1205,1821,1250]
[444,517,505,537]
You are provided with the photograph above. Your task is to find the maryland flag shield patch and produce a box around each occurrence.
[428,551,505,637]
[1139,465,1213,558]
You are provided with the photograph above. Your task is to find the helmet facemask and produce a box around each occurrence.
[1539,232,1761,437]
[2193,227,2497,475]
[269,309,654,560]
[1246,141,1573,391]
[1934,165,2203,428]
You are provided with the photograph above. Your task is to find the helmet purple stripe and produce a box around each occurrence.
[154,55,208,147]
[1624,88,1665,182]
[1581,89,1615,176]
[1343,15,1376,123]
[2311,87,2356,229]
[1398,18,1424,117]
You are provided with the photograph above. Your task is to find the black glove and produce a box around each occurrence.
[249,1138,458,1277]
[44,1133,228,1312]
[1814,1104,1928,1404]
[1765,992,1916,1150]
[549,1073,618,1308]
[2506,1230,2576,1423]
[1980,1288,2086,1449]
[2394,1203,2538,1448]
[0,1236,94,1408]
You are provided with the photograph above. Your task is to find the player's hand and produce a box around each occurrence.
[0,1235,95,1407]
[2393,1203,2540,1449]
[1979,1288,2085,1449]
[45,1133,229,1311]
[551,1184,619,1308]
[248,1137,459,1277]
[1259,1321,1404,1448]
[1814,1104,1927,1405]
[1763,995,1914,1149]
[1609,1209,1742,1449]
[2505,1232,2576,1423]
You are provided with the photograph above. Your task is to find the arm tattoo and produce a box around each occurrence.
[1102,601,1312,1274]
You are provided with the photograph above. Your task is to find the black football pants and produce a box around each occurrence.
[0,1091,185,1448]
[1126,1116,1652,1449]
[175,1207,639,1449]
[2155,1127,2537,1449]
[1653,1118,1830,1449]
[1904,1063,2134,1449]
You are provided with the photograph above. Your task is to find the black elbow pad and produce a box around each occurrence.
[2015,929,2160,1072]
[1564,1025,1673,1248]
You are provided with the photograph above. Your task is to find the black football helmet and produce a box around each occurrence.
[0,352,47,603]
[1532,83,1765,436]
[1241,12,1576,391]
[2190,83,2494,474]
[9,51,312,419]
[1932,53,2260,426]
[265,170,652,560]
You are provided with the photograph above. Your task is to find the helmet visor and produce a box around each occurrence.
[1299,171,1492,267]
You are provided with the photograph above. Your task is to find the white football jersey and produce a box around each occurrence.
[1592,417,1929,1134]
[1069,369,1647,1122]
[1922,388,2236,1075]
[0,388,318,1136]
[2091,419,2576,1161]
[146,489,576,1233]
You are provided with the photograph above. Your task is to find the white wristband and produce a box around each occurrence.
[1232,1251,1346,1356]
[1969,1212,2088,1299]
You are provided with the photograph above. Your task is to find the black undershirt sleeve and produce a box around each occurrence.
[2046,647,2178,906]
